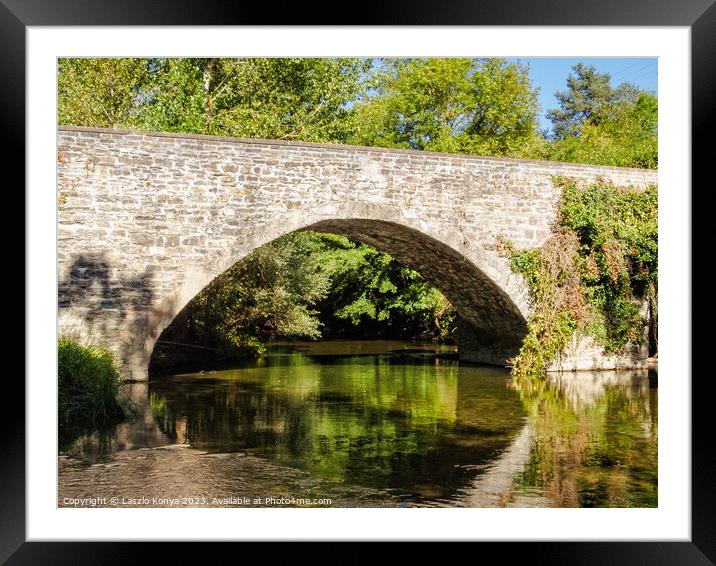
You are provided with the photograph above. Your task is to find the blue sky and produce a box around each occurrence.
[508,58,658,134]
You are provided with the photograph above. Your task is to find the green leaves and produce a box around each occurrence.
[313,233,455,339]
[58,58,152,128]
[560,180,657,350]
[58,57,372,141]
[58,57,656,169]
[508,179,658,377]
[543,93,658,168]
[547,63,641,138]
[162,229,457,357]
[350,58,539,155]
[181,231,333,358]
[558,178,658,285]
[540,64,658,168]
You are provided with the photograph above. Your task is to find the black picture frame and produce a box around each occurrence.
[6,0,712,562]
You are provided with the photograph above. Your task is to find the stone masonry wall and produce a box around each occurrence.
[57,126,658,378]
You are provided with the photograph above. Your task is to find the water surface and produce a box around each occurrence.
[59,341,657,508]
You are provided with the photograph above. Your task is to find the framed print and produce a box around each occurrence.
[6,0,713,561]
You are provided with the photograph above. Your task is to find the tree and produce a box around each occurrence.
[162,231,456,359]
[312,233,455,341]
[58,58,150,128]
[350,58,540,156]
[546,63,643,139]
[545,92,658,168]
[168,232,333,358]
[135,58,372,142]
[58,57,372,142]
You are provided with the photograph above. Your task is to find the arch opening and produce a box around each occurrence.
[148,218,529,374]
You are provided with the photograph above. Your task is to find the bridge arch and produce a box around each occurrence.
[143,202,531,376]
[57,127,657,377]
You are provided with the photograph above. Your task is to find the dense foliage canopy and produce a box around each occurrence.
[58,58,658,167]
[350,58,539,155]
[161,232,455,361]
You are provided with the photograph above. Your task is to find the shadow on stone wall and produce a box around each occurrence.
[58,254,170,376]
[59,254,154,319]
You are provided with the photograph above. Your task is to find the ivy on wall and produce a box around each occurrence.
[501,178,658,377]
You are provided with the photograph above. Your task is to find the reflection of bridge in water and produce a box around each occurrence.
[458,369,655,508]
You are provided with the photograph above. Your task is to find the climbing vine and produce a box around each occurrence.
[503,177,658,378]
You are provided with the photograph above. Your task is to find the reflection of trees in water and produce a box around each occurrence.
[59,356,658,507]
[60,382,182,462]
[59,422,119,462]
[510,370,658,507]
[149,393,177,440]
[148,357,527,501]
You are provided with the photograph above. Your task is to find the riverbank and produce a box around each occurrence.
[59,445,401,508]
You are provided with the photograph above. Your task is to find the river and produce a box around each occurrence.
[58,340,657,508]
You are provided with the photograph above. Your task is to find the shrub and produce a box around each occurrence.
[506,178,657,377]
[58,338,125,425]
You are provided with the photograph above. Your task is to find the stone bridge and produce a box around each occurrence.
[57,126,658,379]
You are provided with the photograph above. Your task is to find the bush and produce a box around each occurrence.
[58,338,125,425]
[506,178,657,377]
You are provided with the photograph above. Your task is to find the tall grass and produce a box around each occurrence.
[58,338,125,426]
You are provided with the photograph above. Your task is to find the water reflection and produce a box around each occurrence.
[149,349,526,502]
[58,343,657,508]
[59,382,181,462]
[508,369,658,507]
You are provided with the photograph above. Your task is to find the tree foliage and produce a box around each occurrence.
[59,57,372,142]
[543,92,658,168]
[58,57,657,169]
[350,58,539,155]
[546,63,642,139]
[58,58,151,128]
[168,232,332,358]
[138,58,371,141]
[534,64,658,168]
[162,231,456,361]
[312,234,455,340]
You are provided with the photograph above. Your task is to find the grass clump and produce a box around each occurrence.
[58,338,125,426]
